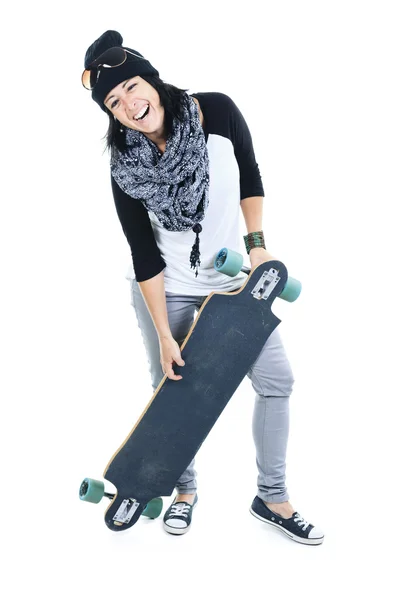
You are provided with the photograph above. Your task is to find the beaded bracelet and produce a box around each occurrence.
[244,230,266,254]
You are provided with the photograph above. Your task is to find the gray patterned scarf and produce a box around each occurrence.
[110,93,209,277]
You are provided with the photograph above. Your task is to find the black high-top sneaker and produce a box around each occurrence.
[163,494,198,535]
[250,496,324,545]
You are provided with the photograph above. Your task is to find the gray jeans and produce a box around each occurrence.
[130,279,295,503]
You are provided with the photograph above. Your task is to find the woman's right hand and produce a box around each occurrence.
[159,334,186,381]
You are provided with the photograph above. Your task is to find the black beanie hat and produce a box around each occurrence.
[84,30,159,112]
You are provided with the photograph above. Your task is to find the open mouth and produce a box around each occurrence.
[133,104,150,121]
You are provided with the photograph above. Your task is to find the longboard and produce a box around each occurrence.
[80,258,298,531]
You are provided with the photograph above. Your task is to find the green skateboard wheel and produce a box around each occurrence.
[79,478,105,504]
[142,497,163,519]
[279,276,302,302]
[214,248,243,277]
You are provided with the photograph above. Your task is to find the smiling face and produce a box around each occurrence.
[104,76,166,145]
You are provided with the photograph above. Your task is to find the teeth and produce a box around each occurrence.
[134,104,149,120]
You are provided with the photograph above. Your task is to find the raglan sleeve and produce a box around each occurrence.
[224,94,265,200]
[111,174,166,282]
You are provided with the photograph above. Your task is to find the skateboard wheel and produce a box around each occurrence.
[79,478,105,504]
[142,497,163,519]
[214,248,243,277]
[279,276,302,302]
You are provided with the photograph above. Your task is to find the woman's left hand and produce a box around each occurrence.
[249,247,277,270]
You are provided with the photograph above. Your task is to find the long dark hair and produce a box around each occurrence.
[102,75,189,153]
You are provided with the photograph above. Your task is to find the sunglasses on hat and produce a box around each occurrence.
[81,47,144,90]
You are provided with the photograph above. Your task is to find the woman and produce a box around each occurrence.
[82,30,324,544]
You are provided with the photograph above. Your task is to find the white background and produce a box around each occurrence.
[1,0,400,597]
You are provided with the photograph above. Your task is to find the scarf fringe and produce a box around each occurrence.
[190,223,202,277]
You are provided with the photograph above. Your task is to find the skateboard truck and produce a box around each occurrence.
[251,268,281,301]
[79,477,163,522]
[215,248,281,300]
[113,498,141,525]
[214,248,302,303]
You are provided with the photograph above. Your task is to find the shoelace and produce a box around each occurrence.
[169,503,191,517]
[293,513,309,531]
